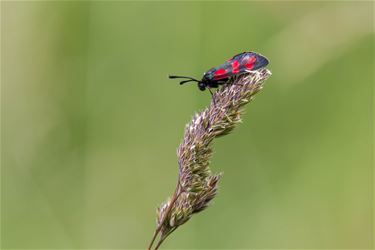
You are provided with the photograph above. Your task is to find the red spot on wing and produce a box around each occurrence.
[214,68,227,80]
[244,56,257,70]
[231,60,240,74]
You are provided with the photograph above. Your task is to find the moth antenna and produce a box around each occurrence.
[179,79,199,85]
[169,75,199,81]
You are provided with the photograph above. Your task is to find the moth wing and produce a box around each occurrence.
[212,62,234,80]
[238,52,269,71]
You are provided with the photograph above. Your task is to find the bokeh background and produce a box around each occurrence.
[1,1,373,249]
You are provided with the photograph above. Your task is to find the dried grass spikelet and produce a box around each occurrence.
[148,68,272,249]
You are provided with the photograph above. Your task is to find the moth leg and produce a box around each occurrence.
[207,87,216,105]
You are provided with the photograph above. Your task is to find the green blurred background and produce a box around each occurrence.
[1,1,373,249]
